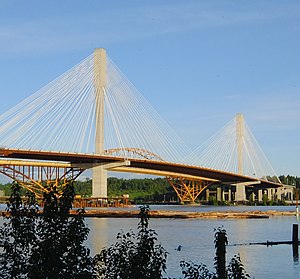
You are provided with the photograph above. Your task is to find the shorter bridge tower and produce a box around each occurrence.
[235,113,247,201]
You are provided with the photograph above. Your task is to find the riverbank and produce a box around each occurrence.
[68,209,298,219]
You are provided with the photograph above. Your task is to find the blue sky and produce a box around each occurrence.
[0,0,300,176]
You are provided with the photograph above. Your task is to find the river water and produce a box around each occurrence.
[0,204,299,278]
[85,205,300,279]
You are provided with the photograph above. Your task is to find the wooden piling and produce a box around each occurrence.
[292,224,299,262]
[293,224,298,245]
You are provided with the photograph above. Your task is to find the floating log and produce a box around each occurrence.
[68,209,270,219]
[231,224,300,251]
[2,209,298,219]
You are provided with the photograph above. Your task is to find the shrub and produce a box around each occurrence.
[94,205,168,279]
[180,227,250,279]
[0,182,95,279]
[0,182,37,278]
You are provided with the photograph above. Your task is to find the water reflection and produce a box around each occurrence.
[85,218,108,255]
[0,203,299,278]
[85,214,300,279]
[85,217,139,255]
[292,223,299,264]
[293,243,299,264]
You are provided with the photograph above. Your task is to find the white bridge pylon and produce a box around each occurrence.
[186,113,281,184]
[0,48,191,197]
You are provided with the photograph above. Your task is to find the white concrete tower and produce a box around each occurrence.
[92,48,107,197]
[235,113,246,201]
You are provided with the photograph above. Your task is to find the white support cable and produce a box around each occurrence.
[0,54,95,152]
[186,114,280,182]
[103,88,127,157]
[2,50,280,184]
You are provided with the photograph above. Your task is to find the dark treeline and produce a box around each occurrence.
[0,174,299,203]
[0,183,12,196]
[0,177,177,203]
[73,177,175,202]
[106,177,176,202]
[279,175,300,187]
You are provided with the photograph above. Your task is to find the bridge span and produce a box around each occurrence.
[0,48,284,203]
[0,148,281,202]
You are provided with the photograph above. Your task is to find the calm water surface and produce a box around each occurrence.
[1,204,299,278]
[85,205,300,279]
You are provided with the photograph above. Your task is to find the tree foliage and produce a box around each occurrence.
[94,205,168,279]
[28,183,94,279]
[0,182,37,278]
[107,177,174,202]
[180,261,215,279]
[0,182,94,279]
[278,175,300,187]
[180,227,250,279]
[0,182,252,279]
[227,255,250,279]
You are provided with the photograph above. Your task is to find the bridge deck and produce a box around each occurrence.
[0,148,281,188]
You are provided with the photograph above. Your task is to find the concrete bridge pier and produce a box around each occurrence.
[234,181,261,202]
[267,188,272,200]
[206,189,210,201]
[228,188,232,202]
[235,183,246,202]
[258,189,263,202]
[217,187,222,202]
[206,187,232,203]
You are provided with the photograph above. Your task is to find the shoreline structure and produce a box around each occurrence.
[1,205,297,219]
[68,209,297,219]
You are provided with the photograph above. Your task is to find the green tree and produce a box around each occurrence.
[0,182,15,196]
[74,179,92,196]
[180,227,250,279]
[227,255,250,279]
[262,193,268,206]
[180,261,214,279]
[0,182,37,278]
[0,182,94,279]
[248,193,255,206]
[94,205,168,279]
[28,183,94,279]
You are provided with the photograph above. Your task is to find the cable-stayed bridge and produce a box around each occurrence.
[0,49,282,203]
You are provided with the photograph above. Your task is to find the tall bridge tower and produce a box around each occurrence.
[235,113,247,201]
[93,48,107,197]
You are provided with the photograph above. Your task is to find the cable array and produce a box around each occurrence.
[104,57,190,162]
[0,52,190,162]
[0,51,279,181]
[0,55,96,153]
[185,115,280,183]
